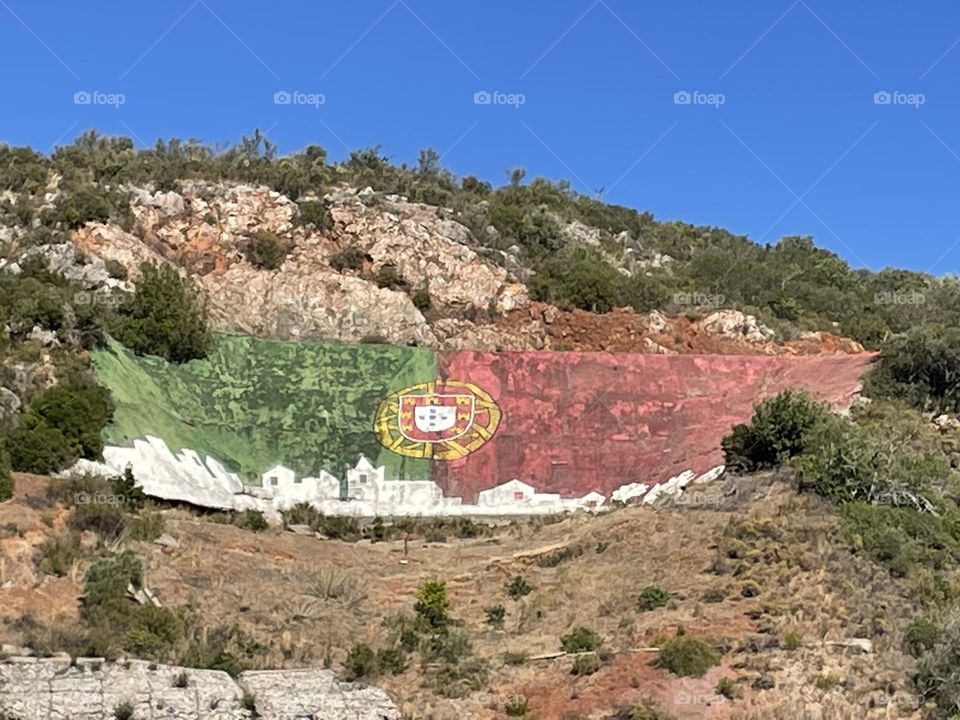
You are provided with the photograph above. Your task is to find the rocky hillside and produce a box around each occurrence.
[10,179,862,355]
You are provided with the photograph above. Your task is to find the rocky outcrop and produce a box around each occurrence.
[55,181,867,354]
[0,656,399,720]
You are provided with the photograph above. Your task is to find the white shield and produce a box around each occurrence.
[414,405,457,432]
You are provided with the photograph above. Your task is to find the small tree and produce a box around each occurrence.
[343,642,376,681]
[247,230,288,270]
[560,626,602,653]
[721,390,829,473]
[414,580,450,630]
[110,261,210,362]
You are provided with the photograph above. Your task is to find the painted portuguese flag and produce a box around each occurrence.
[93,335,872,500]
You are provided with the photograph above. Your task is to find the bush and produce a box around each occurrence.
[867,325,960,413]
[505,575,532,600]
[721,390,830,472]
[110,261,210,362]
[46,186,112,229]
[296,200,331,230]
[247,229,288,270]
[484,604,506,629]
[560,626,602,653]
[128,511,166,541]
[329,245,369,272]
[113,701,134,720]
[503,650,528,666]
[654,636,720,677]
[104,259,128,281]
[716,676,740,699]
[414,580,450,630]
[375,263,407,290]
[69,501,126,540]
[571,652,601,676]
[343,642,376,681]
[110,468,146,512]
[637,585,669,611]
[531,246,622,313]
[7,380,114,474]
[376,645,407,675]
[412,288,432,312]
[83,550,143,607]
[904,617,941,657]
[505,696,529,716]
[234,509,268,532]
[36,532,83,576]
[781,630,802,651]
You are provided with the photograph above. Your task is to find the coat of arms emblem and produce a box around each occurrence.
[374,381,501,460]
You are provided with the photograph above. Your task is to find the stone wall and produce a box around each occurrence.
[0,656,399,720]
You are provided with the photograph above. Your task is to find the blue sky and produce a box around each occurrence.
[2,1,959,272]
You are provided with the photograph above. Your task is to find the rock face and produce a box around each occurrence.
[59,181,865,354]
[0,656,399,720]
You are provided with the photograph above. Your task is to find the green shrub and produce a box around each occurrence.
[173,670,189,688]
[376,645,407,675]
[412,288,432,311]
[716,676,740,699]
[296,200,331,230]
[571,652,601,676]
[637,585,669,611]
[329,245,368,272]
[110,468,146,512]
[505,696,529,716]
[484,604,506,629]
[112,701,134,720]
[83,550,143,607]
[781,630,802,651]
[503,650,528,666]
[505,575,532,599]
[904,617,941,657]
[531,246,622,312]
[654,637,720,677]
[414,580,450,630]
[867,325,960,414]
[69,501,126,540]
[560,626,602,653]
[128,511,166,541]
[104,259,128,281]
[7,380,114,474]
[721,390,829,472]
[123,606,185,658]
[37,532,84,576]
[234,509,268,532]
[343,642,376,681]
[247,230,288,270]
[46,186,112,229]
[109,261,210,363]
[375,263,407,290]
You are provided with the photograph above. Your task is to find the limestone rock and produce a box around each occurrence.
[694,310,775,343]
